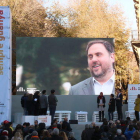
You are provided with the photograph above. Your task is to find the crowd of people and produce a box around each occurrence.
[0,118,76,140]
[2,117,140,140]
[81,117,140,140]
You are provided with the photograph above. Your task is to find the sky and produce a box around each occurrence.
[109,0,137,30]
[45,0,137,30]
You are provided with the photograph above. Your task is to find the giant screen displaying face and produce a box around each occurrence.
[16,37,115,95]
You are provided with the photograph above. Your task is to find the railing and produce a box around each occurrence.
[131,30,140,41]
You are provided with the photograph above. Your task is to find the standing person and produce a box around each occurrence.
[48,89,58,122]
[33,91,40,116]
[11,131,23,140]
[108,94,115,121]
[97,92,106,122]
[134,94,140,121]
[40,90,48,115]
[116,89,123,120]
[21,93,28,115]
[62,118,72,132]
[26,94,34,115]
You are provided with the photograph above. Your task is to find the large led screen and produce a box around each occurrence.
[16,37,115,95]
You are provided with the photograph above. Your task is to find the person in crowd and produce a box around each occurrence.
[124,125,136,140]
[114,129,126,140]
[108,94,115,121]
[23,122,31,138]
[30,131,40,140]
[37,123,46,138]
[41,130,51,140]
[132,119,138,130]
[48,89,58,122]
[11,131,23,140]
[33,91,40,116]
[69,39,115,95]
[9,122,14,132]
[102,125,112,140]
[0,135,8,140]
[49,128,63,140]
[34,120,39,131]
[86,124,94,140]
[91,122,96,129]
[134,94,140,121]
[51,119,61,130]
[2,122,13,140]
[59,131,68,140]
[115,120,121,129]
[100,132,109,140]
[91,126,101,140]
[24,128,34,140]
[21,93,28,115]
[1,130,9,139]
[116,89,123,120]
[81,124,89,140]
[13,124,23,137]
[26,94,34,115]
[120,120,127,135]
[68,132,76,140]
[60,123,69,137]
[100,119,108,133]
[136,121,140,131]
[130,130,140,140]
[0,120,9,131]
[109,123,117,139]
[97,92,106,122]
[40,90,48,115]
[62,118,72,132]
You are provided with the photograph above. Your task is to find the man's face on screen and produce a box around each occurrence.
[87,43,114,79]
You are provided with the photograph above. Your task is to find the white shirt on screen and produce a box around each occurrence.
[93,73,115,95]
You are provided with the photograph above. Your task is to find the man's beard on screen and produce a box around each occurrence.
[89,62,113,79]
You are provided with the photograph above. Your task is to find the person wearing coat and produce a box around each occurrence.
[33,91,40,116]
[97,92,106,122]
[116,89,123,120]
[108,94,115,121]
[26,94,34,115]
[40,90,48,115]
[134,94,140,121]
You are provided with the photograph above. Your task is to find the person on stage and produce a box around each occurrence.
[134,94,140,121]
[26,94,34,115]
[40,90,48,115]
[33,91,40,116]
[116,89,123,120]
[108,94,115,121]
[48,89,58,122]
[97,92,106,122]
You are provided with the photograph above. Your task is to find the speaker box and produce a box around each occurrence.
[69,120,78,124]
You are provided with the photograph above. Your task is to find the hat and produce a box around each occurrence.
[3,120,9,124]
[32,131,38,136]
[117,129,122,135]
[2,130,9,136]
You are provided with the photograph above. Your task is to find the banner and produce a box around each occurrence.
[128,84,140,111]
[0,6,12,123]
